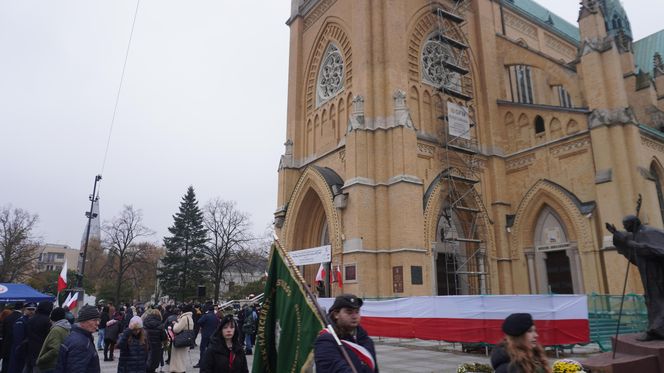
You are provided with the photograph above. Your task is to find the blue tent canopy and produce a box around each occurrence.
[0,283,55,303]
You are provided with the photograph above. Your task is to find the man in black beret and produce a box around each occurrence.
[314,294,378,372]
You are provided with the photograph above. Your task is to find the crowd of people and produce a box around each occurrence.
[0,299,260,373]
[0,293,559,373]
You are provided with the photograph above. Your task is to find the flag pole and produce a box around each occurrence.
[273,234,359,373]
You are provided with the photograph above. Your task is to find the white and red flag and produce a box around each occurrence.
[65,292,78,309]
[57,259,68,293]
[335,265,343,288]
[315,262,326,283]
[318,295,589,346]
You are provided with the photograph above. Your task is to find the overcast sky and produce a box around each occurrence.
[1,1,662,249]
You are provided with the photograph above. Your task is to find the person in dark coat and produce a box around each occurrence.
[314,294,378,373]
[1,302,24,373]
[194,305,220,368]
[142,309,166,373]
[104,311,123,361]
[97,306,109,351]
[7,302,36,373]
[490,313,550,373]
[200,315,248,373]
[607,215,664,341]
[116,316,148,373]
[54,305,101,373]
[24,301,54,372]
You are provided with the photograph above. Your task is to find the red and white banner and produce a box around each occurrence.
[57,259,68,294]
[318,295,589,346]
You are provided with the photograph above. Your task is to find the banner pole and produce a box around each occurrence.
[273,234,359,373]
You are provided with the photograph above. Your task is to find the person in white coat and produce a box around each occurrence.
[169,304,194,373]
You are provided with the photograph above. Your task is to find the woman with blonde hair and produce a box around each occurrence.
[491,313,551,373]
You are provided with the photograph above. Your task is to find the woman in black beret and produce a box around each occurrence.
[490,313,551,373]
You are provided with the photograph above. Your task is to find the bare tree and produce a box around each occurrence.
[102,205,154,304]
[203,198,254,302]
[0,205,40,282]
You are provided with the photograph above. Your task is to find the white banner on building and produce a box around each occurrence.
[447,102,470,140]
[288,245,331,266]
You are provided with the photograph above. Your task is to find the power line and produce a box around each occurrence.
[100,0,141,175]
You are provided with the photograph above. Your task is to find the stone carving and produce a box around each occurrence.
[317,44,345,105]
[421,35,460,88]
[278,139,295,170]
[393,89,414,129]
[642,136,664,154]
[615,30,632,53]
[338,149,346,164]
[646,105,664,129]
[504,12,538,39]
[580,36,613,56]
[303,0,338,31]
[417,143,435,158]
[348,95,365,131]
[654,53,664,77]
[544,34,576,59]
[506,154,535,172]
[550,137,591,158]
[588,107,637,128]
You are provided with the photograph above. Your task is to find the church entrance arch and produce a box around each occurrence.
[532,207,575,294]
[281,166,343,298]
[291,189,331,296]
[433,210,468,295]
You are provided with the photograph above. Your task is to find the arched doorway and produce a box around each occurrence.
[527,206,583,294]
[291,188,331,297]
[433,208,486,295]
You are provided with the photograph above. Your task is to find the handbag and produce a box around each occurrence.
[172,317,194,348]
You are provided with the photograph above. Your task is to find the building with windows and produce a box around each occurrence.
[36,244,80,273]
[275,0,664,298]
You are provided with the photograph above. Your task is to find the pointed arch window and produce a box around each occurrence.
[651,164,664,224]
[507,65,534,104]
[317,43,345,106]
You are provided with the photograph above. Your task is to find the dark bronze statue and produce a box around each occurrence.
[606,215,664,341]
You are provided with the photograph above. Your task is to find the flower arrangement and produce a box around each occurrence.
[456,362,493,373]
[552,359,586,373]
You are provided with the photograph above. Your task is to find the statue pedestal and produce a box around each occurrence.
[582,333,664,373]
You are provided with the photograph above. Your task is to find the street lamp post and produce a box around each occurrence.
[78,174,102,288]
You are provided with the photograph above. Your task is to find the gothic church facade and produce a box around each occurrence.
[275,0,664,298]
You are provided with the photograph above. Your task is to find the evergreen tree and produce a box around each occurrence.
[158,186,208,302]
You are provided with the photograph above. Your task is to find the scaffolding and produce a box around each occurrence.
[429,1,490,295]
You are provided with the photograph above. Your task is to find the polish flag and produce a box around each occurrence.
[335,266,343,288]
[317,295,589,346]
[57,260,68,293]
[65,292,78,309]
[62,292,72,308]
[315,263,326,283]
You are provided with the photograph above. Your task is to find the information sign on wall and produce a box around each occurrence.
[447,102,471,140]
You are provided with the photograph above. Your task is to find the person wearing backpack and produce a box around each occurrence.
[241,306,256,355]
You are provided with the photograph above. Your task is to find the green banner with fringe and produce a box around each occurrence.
[252,244,324,373]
